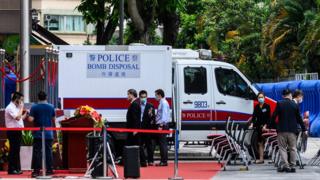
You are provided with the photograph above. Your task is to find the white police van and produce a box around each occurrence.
[57,45,273,141]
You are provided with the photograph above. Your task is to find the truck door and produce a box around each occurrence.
[213,67,255,124]
[178,65,214,135]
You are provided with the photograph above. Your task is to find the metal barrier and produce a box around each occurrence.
[295,73,319,80]
[0,127,176,179]
[0,49,5,109]
[257,80,320,137]
[30,46,59,107]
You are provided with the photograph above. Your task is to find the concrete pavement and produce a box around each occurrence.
[213,138,320,180]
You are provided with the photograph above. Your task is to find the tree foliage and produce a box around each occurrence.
[77,0,320,82]
[78,0,181,45]
[126,0,181,45]
[77,0,119,45]
[177,0,271,81]
[177,0,320,82]
[262,0,320,78]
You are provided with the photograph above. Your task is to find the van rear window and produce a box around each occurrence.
[184,67,207,94]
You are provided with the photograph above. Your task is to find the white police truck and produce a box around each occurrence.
[56,45,274,142]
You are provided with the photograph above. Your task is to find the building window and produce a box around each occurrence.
[184,66,207,94]
[44,14,85,32]
[215,68,249,98]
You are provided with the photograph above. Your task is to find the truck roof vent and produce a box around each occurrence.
[172,49,199,59]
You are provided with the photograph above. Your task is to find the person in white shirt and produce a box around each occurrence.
[5,92,27,175]
[155,89,170,166]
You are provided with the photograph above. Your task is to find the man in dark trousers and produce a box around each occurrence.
[5,92,26,175]
[126,89,146,166]
[28,91,55,177]
[155,89,170,166]
[272,89,307,173]
[139,90,156,166]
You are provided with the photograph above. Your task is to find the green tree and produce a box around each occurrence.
[126,0,158,44]
[126,0,181,45]
[77,0,119,45]
[176,1,207,49]
[299,2,320,74]
[262,0,320,78]
[204,0,271,81]
[157,0,182,46]
[177,0,272,81]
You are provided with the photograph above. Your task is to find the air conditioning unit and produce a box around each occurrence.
[45,15,51,21]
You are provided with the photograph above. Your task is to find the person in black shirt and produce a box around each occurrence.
[271,89,307,173]
[139,90,156,166]
[125,89,147,167]
[249,92,271,164]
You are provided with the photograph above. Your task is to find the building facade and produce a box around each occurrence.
[32,0,96,44]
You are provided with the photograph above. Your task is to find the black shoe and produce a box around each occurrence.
[31,171,40,178]
[284,167,292,173]
[140,163,147,167]
[16,170,23,174]
[289,168,296,173]
[156,162,168,166]
[46,170,54,175]
[277,167,285,172]
[8,170,19,175]
[8,170,21,175]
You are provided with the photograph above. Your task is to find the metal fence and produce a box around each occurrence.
[30,46,59,107]
[0,49,5,109]
[295,73,319,80]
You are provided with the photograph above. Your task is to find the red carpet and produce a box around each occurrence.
[0,161,221,179]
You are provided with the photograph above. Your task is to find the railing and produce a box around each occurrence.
[295,73,319,80]
[30,46,59,107]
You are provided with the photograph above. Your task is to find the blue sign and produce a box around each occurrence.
[87,53,141,78]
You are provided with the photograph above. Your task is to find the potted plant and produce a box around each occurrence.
[0,140,9,171]
[52,141,63,169]
[20,130,33,170]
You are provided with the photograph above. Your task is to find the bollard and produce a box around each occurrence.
[97,127,112,179]
[169,129,183,180]
[37,127,51,179]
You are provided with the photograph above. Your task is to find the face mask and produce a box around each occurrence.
[141,98,147,104]
[258,98,265,104]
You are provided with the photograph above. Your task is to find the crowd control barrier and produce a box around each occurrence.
[256,80,320,137]
[0,127,180,179]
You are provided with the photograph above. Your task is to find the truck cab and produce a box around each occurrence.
[172,49,258,141]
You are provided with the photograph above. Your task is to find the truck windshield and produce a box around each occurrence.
[215,68,252,98]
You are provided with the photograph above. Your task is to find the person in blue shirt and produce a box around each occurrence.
[28,91,55,177]
[155,89,170,166]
